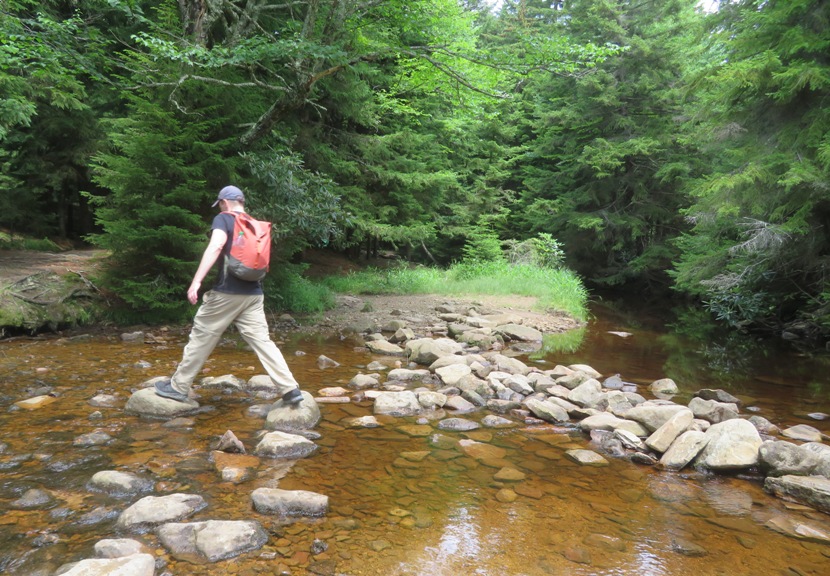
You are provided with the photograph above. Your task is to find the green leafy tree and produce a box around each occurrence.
[88,94,233,320]
[672,0,830,332]
[509,0,704,290]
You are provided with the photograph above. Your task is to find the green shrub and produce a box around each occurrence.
[264,266,335,314]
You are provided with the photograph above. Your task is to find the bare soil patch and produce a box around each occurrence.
[299,292,582,336]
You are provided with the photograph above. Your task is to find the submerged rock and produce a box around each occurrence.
[93,538,148,558]
[88,471,154,497]
[696,419,762,470]
[10,488,54,510]
[56,553,155,576]
[565,449,609,467]
[251,488,329,517]
[764,475,830,514]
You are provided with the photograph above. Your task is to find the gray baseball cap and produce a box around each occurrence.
[212,185,245,207]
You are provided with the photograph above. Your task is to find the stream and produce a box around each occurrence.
[0,300,829,575]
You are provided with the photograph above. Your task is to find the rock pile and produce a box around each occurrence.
[334,301,830,516]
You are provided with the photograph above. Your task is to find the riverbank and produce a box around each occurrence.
[0,248,585,340]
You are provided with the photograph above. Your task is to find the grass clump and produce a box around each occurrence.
[323,260,588,321]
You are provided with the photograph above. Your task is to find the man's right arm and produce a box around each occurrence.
[187,228,228,304]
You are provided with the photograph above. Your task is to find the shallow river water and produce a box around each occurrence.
[1,301,829,575]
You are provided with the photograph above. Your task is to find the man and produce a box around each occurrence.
[154,185,304,405]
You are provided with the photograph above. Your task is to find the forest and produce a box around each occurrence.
[1,0,828,340]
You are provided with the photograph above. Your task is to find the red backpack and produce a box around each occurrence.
[222,211,272,281]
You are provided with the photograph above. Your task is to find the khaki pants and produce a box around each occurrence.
[171,291,299,396]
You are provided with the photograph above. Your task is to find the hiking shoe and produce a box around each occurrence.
[281,388,303,405]
[154,379,190,403]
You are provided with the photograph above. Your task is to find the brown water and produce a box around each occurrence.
[1,304,829,575]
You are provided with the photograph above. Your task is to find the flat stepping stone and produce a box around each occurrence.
[125,388,199,418]
[437,418,480,432]
[157,520,268,562]
[494,467,526,482]
[782,424,824,442]
[253,431,318,459]
[116,494,207,532]
[565,449,609,467]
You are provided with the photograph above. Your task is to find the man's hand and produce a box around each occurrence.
[187,281,201,305]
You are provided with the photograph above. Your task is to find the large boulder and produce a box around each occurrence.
[157,520,268,562]
[764,475,830,514]
[265,391,320,431]
[251,488,329,517]
[695,419,763,471]
[759,440,820,477]
[124,387,199,418]
[253,431,317,459]
[116,494,207,532]
[406,338,463,365]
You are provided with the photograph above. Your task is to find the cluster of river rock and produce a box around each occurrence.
[27,301,830,575]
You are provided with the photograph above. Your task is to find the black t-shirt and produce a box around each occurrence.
[211,212,263,296]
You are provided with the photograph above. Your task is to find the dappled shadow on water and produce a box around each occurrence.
[0,318,828,575]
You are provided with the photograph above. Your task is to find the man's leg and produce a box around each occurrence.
[168,291,241,395]
[234,295,301,398]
